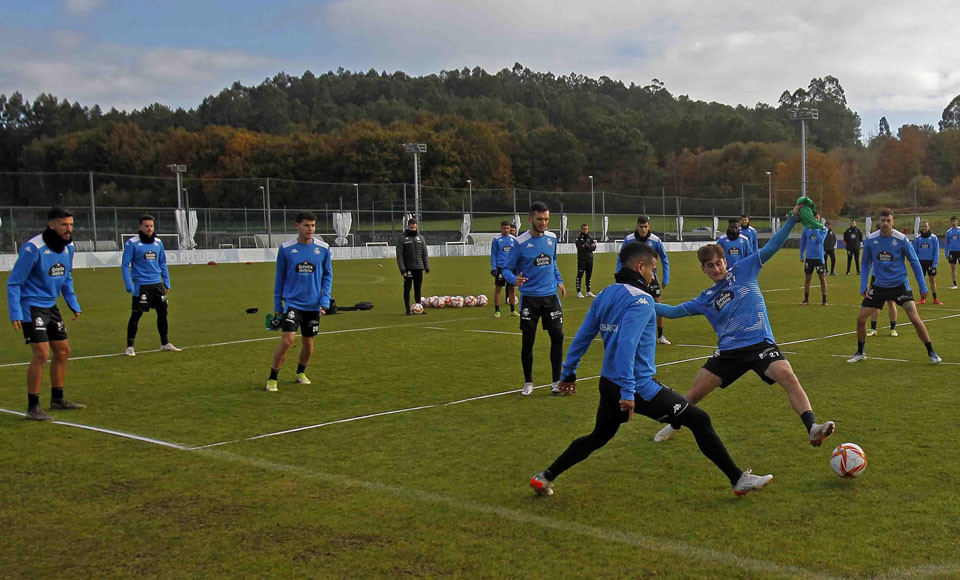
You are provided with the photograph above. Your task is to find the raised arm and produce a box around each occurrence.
[654,300,701,319]
[758,214,798,264]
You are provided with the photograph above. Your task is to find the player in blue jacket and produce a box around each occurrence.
[266,211,334,392]
[616,215,671,344]
[6,207,85,420]
[716,218,754,267]
[799,215,829,305]
[529,241,773,498]
[912,220,942,305]
[489,220,519,318]
[848,209,940,364]
[121,214,180,356]
[944,216,960,288]
[740,215,759,251]
[502,202,566,396]
[651,205,836,447]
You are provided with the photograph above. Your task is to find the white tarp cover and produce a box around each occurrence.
[460,213,472,241]
[602,215,609,241]
[175,209,198,250]
[712,216,719,238]
[560,214,568,242]
[676,216,684,241]
[334,212,352,246]
[914,216,921,236]
[865,216,872,233]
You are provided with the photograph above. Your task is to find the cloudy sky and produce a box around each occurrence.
[2,0,959,139]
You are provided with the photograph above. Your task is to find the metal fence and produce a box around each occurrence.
[0,171,814,252]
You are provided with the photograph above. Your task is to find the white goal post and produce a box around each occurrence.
[444,241,466,256]
[119,233,181,250]
[364,241,390,247]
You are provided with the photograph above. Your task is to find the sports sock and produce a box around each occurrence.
[933,292,938,299]
[548,329,564,382]
[924,341,935,355]
[296,364,306,374]
[657,327,663,339]
[495,305,500,312]
[542,468,555,481]
[800,410,816,433]
[51,387,63,401]
[890,321,896,330]
[269,368,279,381]
[822,294,827,304]
[870,320,878,330]
[510,303,515,312]
[521,329,535,383]
[857,341,865,354]
[803,292,809,302]
[28,393,39,409]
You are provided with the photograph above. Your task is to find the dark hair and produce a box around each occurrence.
[581,223,588,228]
[952,216,958,221]
[879,208,893,218]
[697,244,726,264]
[500,220,510,227]
[139,214,155,224]
[728,218,739,226]
[529,201,549,215]
[740,214,748,219]
[637,215,650,225]
[296,211,317,223]
[47,206,74,220]
[619,241,658,270]
[407,218,418,225]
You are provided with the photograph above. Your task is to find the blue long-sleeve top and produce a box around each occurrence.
[274,237,333,312]
[716,232,754,267]
[741,225,758,252]
[615,232,669,285]
[502,230,563,296]
[490,233,518,270]
[800,227,827,260]
[944,227,960,255]
[654,215,797,351]
[861,229,927,295]
[912,233,940,265]
[7,233,81,321]
[121,235,170,293]
[560,282,660,401]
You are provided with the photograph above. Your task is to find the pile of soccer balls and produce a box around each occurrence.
[411,294,488,314]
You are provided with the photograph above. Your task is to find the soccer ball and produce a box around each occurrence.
[443,296,453,306]
[433,296,445,308]
[476,294,488,307]
[831,443,867,478]
[450,296,464,308]
[420,296,427,305]
[464,295,477,307]
[410,303,424,315]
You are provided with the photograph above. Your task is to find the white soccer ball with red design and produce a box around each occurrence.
[442,295,452,306]
[464,295,477,307]
[433,296,446,308]
[831,443,867,478]
[476,294,488,307]
[410,302,424,314]
[450,296,465,308]
[420,296,427,306]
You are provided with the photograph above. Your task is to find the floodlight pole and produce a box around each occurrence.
[265,178,272,248]
[402,143,427,225]
[765,171,772,229]
[167,164,187,209]
[467,179,472,217]
[589,175,595,230]
[354,183,360,247]
[788,108,818,200]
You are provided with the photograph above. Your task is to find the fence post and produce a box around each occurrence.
[89,172,98,247]
[265,178,272,248]
[244,207,248,235]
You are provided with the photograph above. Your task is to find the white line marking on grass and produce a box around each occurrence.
[194,448,841,580]
[0,407,191,449]
[873,562,960,580]
[828,354,960,365]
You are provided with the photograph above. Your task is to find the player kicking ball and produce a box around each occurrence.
[847,209,940,364]
[652,205,836,447]
[530,242,772,498]
[265,211,333,392]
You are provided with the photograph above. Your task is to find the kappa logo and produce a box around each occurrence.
[526,243,534,248]
[637,297,649,305]
[34,317,45,328]
[291,248,298,253]
[892,240,898,246]
[672,403,683,414]
[24,246,32,252]
[705,289,715,296]
[287,311,297,319]
[522,308,530,317]
[44,250,51,255]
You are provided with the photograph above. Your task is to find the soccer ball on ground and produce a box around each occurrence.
[443,296,453,306]
[410,303,424,315]
[420,296,427,305]
[831,443,867,478]
[464,295,477,307]
[476,294,488,307]
[431,296,445,308]
[450,296,464,308]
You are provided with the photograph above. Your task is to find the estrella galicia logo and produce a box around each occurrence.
[144,251,157,261]
[48,263,66,277]
[296,261,315,274]
[877,251,893,262]
[920,242,931,250]
[729,247,740,255]
[714,290,735,310]
[534,253,551,267]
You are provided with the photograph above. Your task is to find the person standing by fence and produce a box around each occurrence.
[397,218,430,315]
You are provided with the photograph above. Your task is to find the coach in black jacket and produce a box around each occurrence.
[574,224,597,297]
[843,219,864,275]
[397,218,430,314]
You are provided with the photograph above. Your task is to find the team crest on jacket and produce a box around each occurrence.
[714,290,735,310]
[48,263,66,277]
[296,261,315,273]
[535,253,551,267]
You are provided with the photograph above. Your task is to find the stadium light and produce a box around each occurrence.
[765,171,772,231]
[589,175,595,230]
[167,164,187,209]
[788,108,818,200]
[402,143,427,224]
[354,183,359,247]
[466,179,472,216]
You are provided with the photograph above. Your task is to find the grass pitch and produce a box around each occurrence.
[2,249,960,579]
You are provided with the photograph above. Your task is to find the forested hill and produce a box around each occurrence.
[0,64,861,196]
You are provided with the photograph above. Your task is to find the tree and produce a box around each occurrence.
[940,95,960,131]
[879,117,891,137]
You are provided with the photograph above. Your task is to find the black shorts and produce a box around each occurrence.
[804,259,826,274]
[519,295,563,333]
[131,283,167,312]
[949,251,960,265]
[493,267,515,288]
[919,260,938,277]
[702,341,785,389]
[280,307,321,337]
[862,284,914,309]
[22,305,68,344]
[598,376,691,424]
[647,273,662,298]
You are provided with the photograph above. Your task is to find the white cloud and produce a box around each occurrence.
[64,0,109,16]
